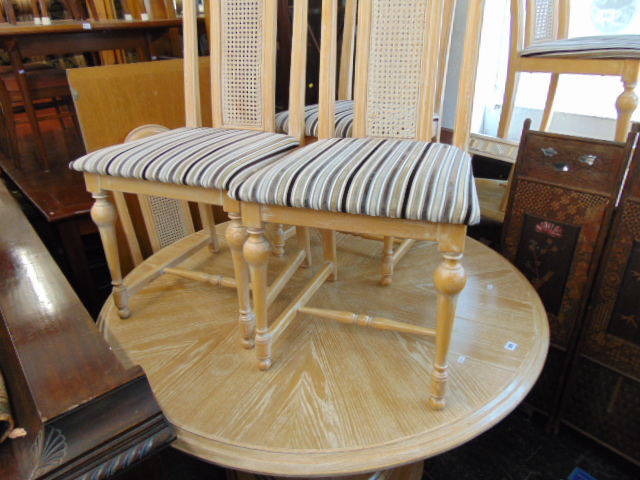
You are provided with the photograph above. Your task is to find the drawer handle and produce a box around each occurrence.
[554,161,570,172]
[579,154,597,166]
[541,147,558,157]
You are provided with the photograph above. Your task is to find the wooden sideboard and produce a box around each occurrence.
[0,179,175,479]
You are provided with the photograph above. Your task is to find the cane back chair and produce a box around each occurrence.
[272,0,457,286]
[230,0,484,409]
[70,0,309,349]
[498,0,640,142]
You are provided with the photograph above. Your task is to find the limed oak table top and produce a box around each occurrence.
[99,226,549,477]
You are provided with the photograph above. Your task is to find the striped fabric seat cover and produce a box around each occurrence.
[70,127,300,190]
[275,100,441,139]
[276,100,355,138]
[521,34,640,59]
[230,138,480,225]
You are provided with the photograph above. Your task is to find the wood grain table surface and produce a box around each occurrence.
[98,225,549,478]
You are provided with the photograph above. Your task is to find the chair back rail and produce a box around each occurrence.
[287,0,309,142]
[337,0,357,101]
[451,0,484,149]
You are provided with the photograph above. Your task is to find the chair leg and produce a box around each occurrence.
[381,236,394,286]
[322,229,337,281]
[52,97,73,153]
[226,211,255,349]
[68,99,82,137]
[0,81,20,168]
[273,223,286,256]
[296,226,312,268]
[198,203,220,253]
[497,70,520,139]
[430,250,467,410]
[615,67,639,142]
[4,107,20,170]
[540,73,559,132]
[244,225,272,370]
[91,190,131,319]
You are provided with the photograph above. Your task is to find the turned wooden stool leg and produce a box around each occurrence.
[381,236,394,286]
[297,226,312,268]
[430,251,466,410]
[322,229,337,281]
[91,191,131,319]
[244,226,272,370]
[273,223,286,256]
[226,212,255,349]
[615,66,639,142]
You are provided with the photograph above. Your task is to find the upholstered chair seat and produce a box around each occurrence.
[520,34,640,59]
[275,100,441,141]
[230,137,480,225]
[275,100,356,138]
[70,127,300,189]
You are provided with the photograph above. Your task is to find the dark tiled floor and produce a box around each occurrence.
[5,124,640,480]
[422,407,640,480]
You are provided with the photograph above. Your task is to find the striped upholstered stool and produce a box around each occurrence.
[69,0,310,353]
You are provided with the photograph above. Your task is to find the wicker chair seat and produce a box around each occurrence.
[70,127,300,190]
[521,34,640,59]
[230,137,481,225]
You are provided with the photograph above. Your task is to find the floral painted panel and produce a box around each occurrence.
[608,240,640,346]
[515,214,582,317]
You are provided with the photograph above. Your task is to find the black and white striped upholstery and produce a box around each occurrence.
[276,100,356,138]
[522,34,640,59]
[70,127,300,190]
[230,137,481,225]
[275,100,441,139]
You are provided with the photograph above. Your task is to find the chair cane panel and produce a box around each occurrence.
[364,0,428,140]
[220,0,266,129]
[530,0,558,44]
[139,194,196,252]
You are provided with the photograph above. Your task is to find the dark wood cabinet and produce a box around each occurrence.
[0,180,175,479]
